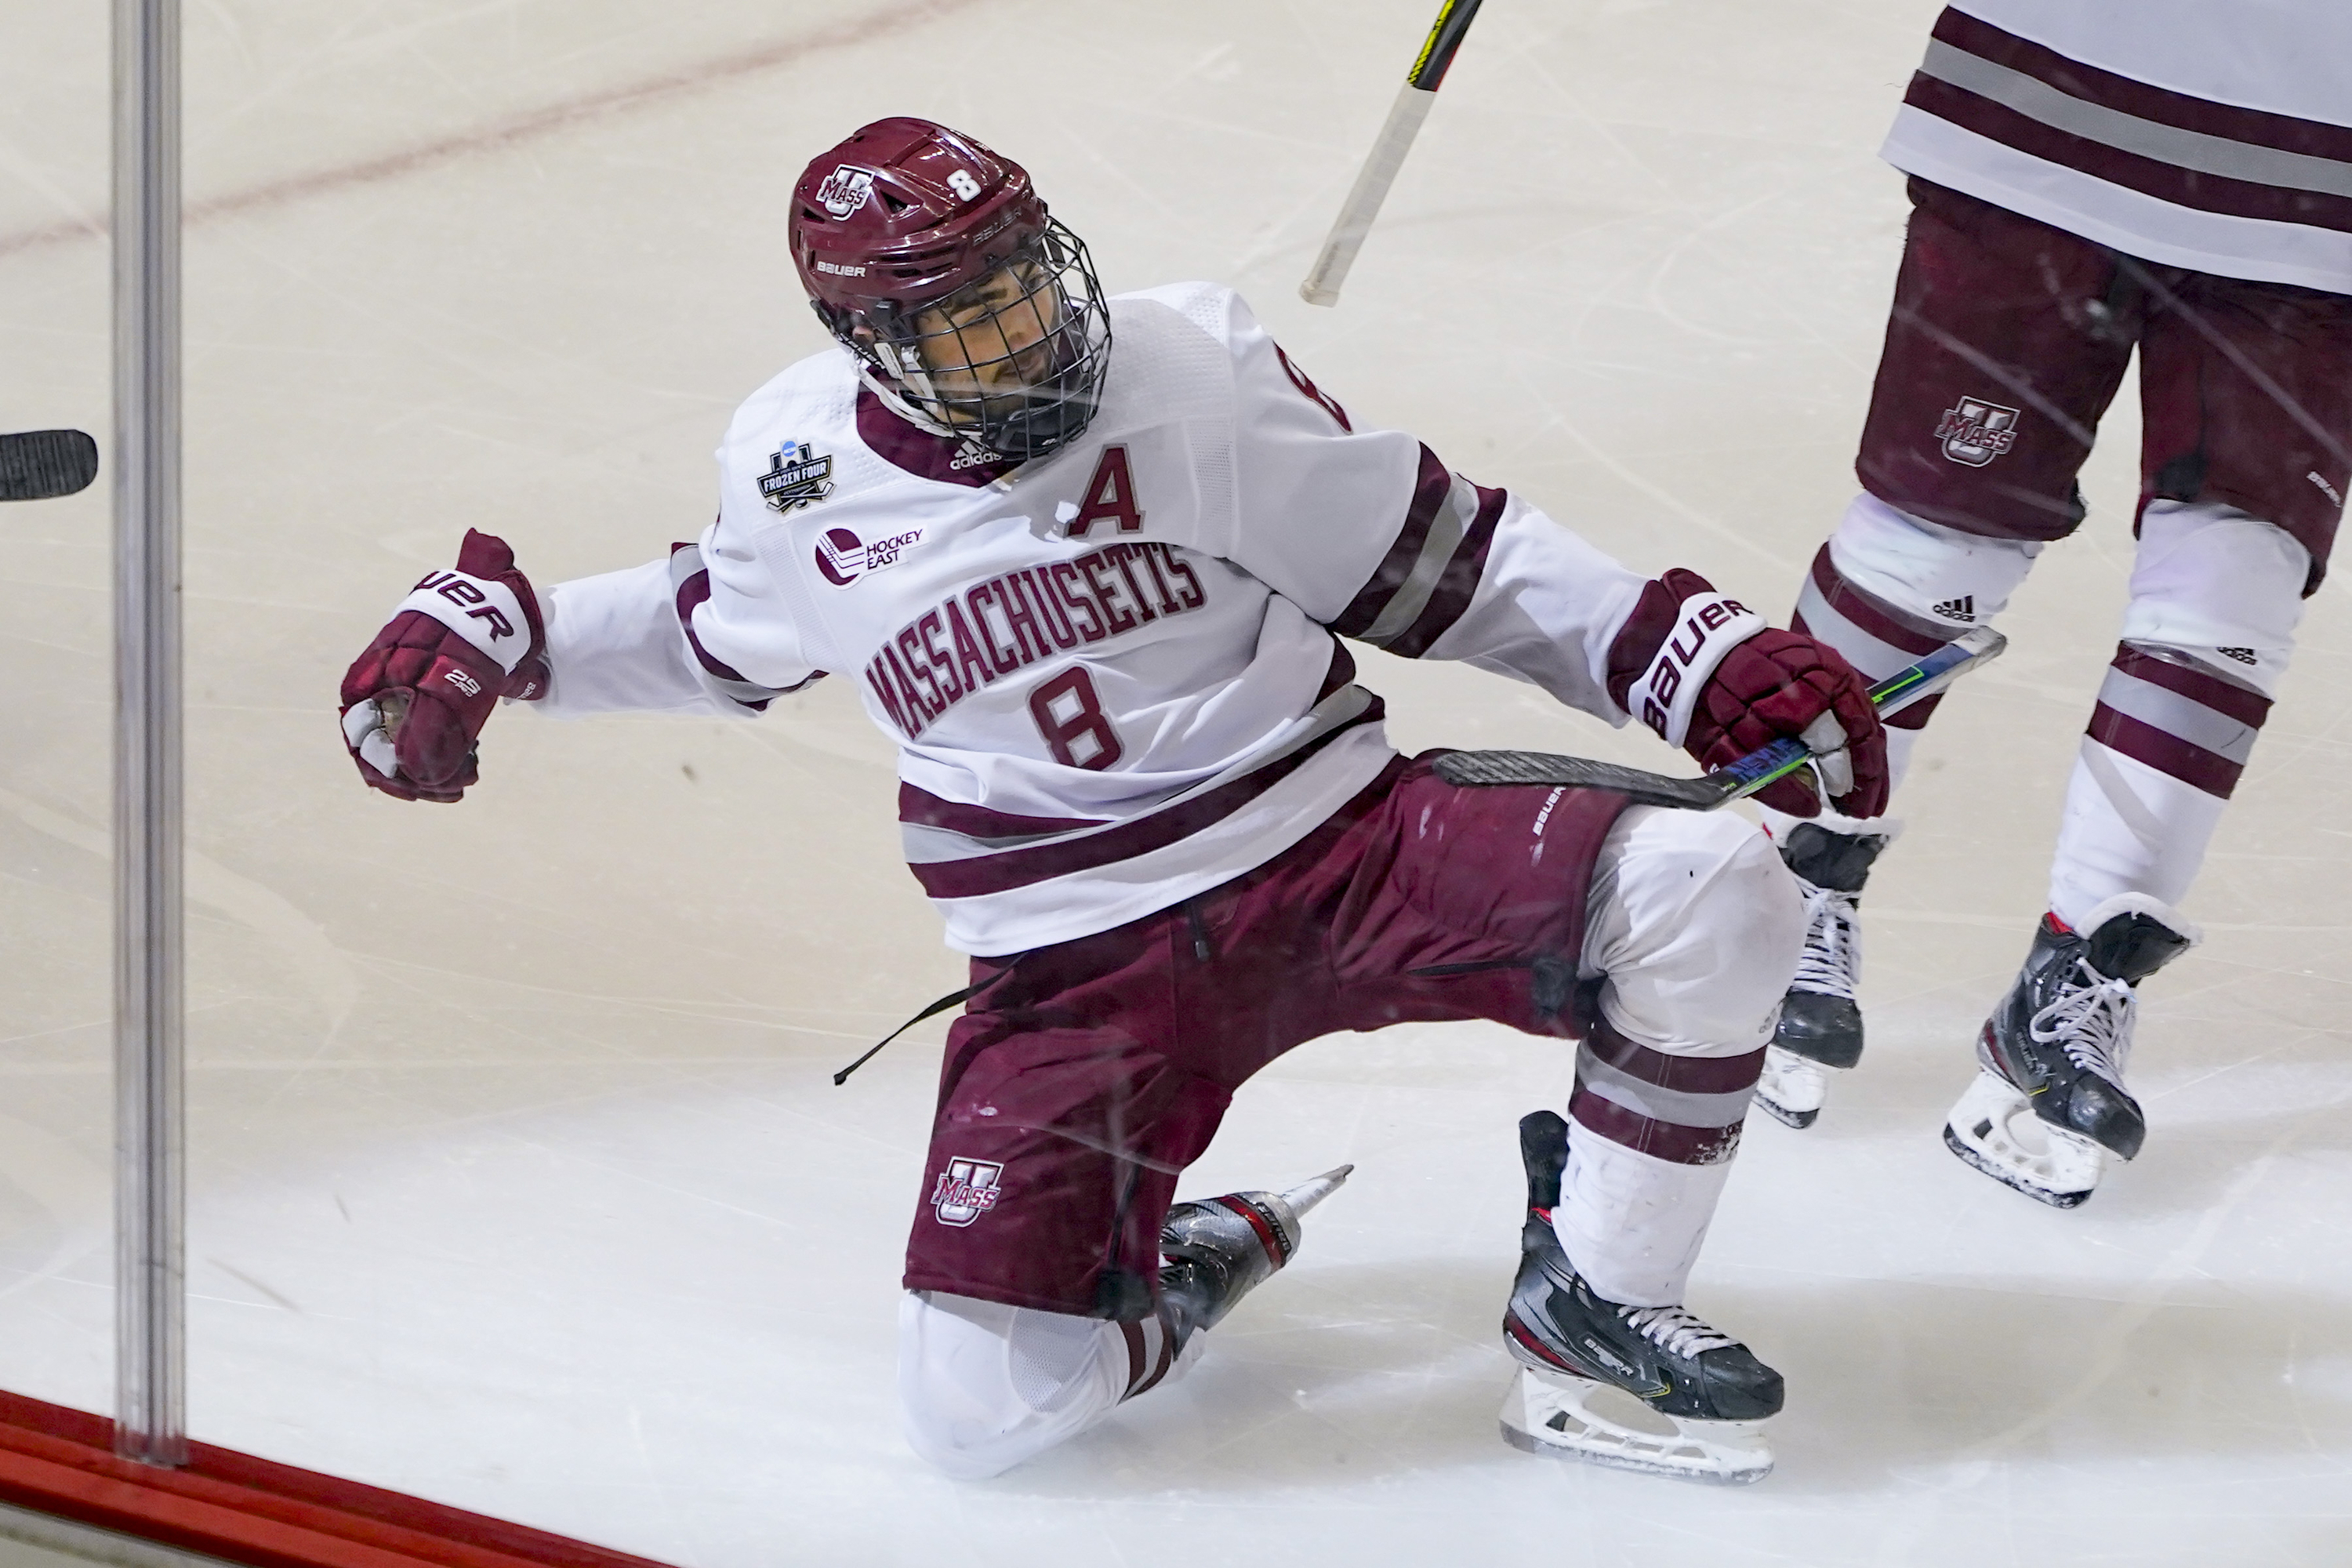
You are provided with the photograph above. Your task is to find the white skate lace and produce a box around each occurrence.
[2028,962,2137,1087]
[1617,1303,1736,1359]
[1788,881,1860,1000]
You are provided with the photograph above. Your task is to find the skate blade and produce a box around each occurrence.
[1497,1367,1773,1486]
[1943,1069,2100,1209]
[1276,1164,1353,1217]
[1755,1047,1825,1131]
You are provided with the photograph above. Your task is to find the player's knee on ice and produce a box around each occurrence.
[898,1290,1187,1479]
[1586,808,1806,1054]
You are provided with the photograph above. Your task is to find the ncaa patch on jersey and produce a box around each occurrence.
[760,439,835,513]
[931,1158,1004,1226]
[815,522,927,587]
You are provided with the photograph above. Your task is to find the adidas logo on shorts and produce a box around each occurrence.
[2217,646,2258,666]
[1931,595,1976,622]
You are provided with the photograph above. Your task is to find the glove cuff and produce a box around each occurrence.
[1612,571,1766,746]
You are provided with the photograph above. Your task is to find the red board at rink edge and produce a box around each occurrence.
[0,1390,678,1568]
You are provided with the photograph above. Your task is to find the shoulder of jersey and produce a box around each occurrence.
[1091,281,1255,434]
[716,347,906,529]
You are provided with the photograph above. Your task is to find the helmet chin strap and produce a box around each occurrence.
[851,360,972,445]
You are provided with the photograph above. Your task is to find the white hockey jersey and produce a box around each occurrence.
[1882,2,2352,293]
[537,284,1653,955]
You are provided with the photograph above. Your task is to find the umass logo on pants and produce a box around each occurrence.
[931,1157,1005,1226]
[1935,396,2020,466]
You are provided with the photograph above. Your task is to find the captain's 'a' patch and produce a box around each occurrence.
[761,439,836,512]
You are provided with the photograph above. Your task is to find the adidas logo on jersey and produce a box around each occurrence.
[1932,595,1976,622]
[2217,645,2258,666]
[949,437,1003,471]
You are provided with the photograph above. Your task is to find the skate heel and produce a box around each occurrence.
[1942,1068,2103,1208]
[1755,1045,1827,1129]
[1500,1367,1773,1486]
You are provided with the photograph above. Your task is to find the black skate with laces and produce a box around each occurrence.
[1497,1111,1780,1484]
[1944,895,2196,1207]
[1755,823,1889,1129]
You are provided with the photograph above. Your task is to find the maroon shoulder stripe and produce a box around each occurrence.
[1382,481,1509,659]
[1933,9,2352,167]
[2111,644,2272,728]
[2086,704,2245,797]
[1331,445,1453,638]
[1907,76,2352,235]
[910,696,1385,900]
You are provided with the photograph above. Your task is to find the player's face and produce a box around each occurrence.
[905,260,1065,422]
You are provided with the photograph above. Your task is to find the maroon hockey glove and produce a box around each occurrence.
[1607,568,1888,819]
[338,530,550,803]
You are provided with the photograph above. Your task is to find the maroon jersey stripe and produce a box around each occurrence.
[1384,481,1509,659]
[2110,644,2273,728]
[855,387,1020,487]
[1566,1087,1744,1167]
[1907,76,2352,235]
[898,784,1109,837]
[1330,445,1454,638]
[910,697,1386,899]
[1932,9,2352,167]
[1584,1022,1766,1097]
[2087,702,2245,797]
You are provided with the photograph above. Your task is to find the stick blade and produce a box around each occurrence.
[0,430,100,502]
[1431,749,1726,809]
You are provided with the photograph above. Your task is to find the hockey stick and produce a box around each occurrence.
[1432,626,2006,808]
[1298,0,1486,307]
[0,430,100,502]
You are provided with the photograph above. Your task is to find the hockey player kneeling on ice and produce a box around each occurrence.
[1744,2,2351,1207]
[336,118,1888,1483]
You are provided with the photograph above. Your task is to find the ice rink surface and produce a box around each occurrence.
[3,1,2350,1563]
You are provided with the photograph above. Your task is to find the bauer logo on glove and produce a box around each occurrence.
[338,529,550,803]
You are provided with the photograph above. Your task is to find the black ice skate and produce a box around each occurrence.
[1497,1111,1780,1484]
[1755,822,1889,1130]
[1157,1166,1351,1347]
[1944,894,2198,1208]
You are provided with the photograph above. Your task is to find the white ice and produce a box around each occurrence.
[3,2,2351,1564]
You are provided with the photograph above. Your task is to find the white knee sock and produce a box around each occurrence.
[1555,808,1804,1305]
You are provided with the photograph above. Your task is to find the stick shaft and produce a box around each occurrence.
[1300,0,1486,307]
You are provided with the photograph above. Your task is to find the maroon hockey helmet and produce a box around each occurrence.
[790,118,1111,462]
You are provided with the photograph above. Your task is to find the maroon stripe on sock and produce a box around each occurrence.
[1383,481,1510,659]
[1808,546,1955,658]
[1330,445,1454,637]
[1117,1319,1149,1397]
[1584,1021,1766,1096]
[1129,1312,1178,1398]
[2086,704,2245,797]
[1568,1087,1745,1166]
[2111,645,2273,728]
[1933,8,2352,167]
[1905,75,2352,235]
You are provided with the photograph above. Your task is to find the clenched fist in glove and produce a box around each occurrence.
[339,530,550,802]
[1608,568,1888,819]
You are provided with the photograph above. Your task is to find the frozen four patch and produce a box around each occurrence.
[760,438,835,513]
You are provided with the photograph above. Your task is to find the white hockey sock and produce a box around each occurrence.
[2046,503,2305,927]
[1558,808,1802,1305]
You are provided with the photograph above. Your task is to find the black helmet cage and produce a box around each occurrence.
[814,218,1112,463]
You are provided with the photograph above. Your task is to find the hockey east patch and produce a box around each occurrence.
[931,1157,1005,1226]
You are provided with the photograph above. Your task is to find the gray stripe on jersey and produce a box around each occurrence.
[1920,39,2352,200]
[1359,475,1478,649]
[1573,1044,1755,1131]
[1794,575,1920,684]
[901,684,1379,865]
[2096,665,2260,763]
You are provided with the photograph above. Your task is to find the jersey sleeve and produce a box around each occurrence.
[1214,290,1651,725]
[535,514,822,719]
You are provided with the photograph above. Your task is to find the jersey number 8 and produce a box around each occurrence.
[1029,667,1123,770]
